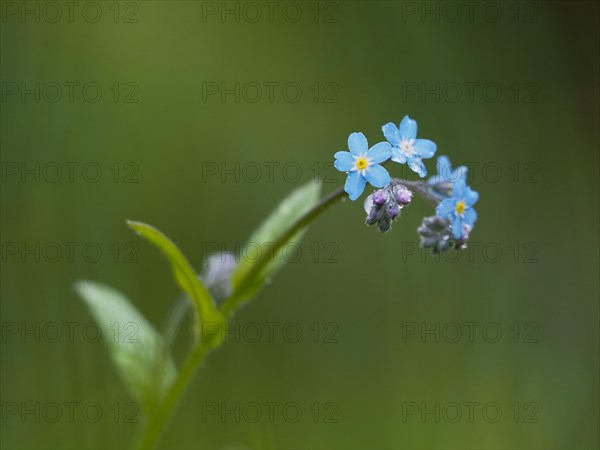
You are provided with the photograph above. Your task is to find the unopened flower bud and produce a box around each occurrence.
[387,202,400,220]
[200,252,237,301]
[395,185,413,205]
[373,190,387,205]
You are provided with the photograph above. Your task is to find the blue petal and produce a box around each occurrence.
[334,151,354,172]
[382,123,401,145]
[408,159,427,178]
[344,170,366,201]
[436,156,451,174]
[453,179,467,198]
[464,186,479,206]
[413,139,436,159]
[463,207,477,227]
[364,164,390,188]
[430,156,450,184]
[390,146,407,164]
[399,115,417,140]
[436,198,456,218]
[348,132,368,156]
[453,166,468,183]
[367,142,391,164]
[451,216,463,239]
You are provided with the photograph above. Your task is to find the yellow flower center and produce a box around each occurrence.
[356,157,368,170]
[455,201,466,215]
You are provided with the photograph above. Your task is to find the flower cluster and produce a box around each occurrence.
[333,115,480,251]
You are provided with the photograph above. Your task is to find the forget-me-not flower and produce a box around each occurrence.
[382,115,437,178]
[334,132,391,201]
[435,179,479,239]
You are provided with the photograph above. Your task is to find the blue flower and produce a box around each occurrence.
[428,155,467,185]
[382,115,437,178]
[435,180,479,239]
[334,132,392,201]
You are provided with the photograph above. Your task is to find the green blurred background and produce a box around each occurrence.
[1,1,598,449]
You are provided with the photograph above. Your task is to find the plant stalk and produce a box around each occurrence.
[136,178,435,448]
[137,341,208,449]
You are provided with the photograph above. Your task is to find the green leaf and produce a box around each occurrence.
[74,280,176,412]
[126,221,225,344]
[227,181,322,311]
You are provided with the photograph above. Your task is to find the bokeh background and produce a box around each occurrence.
[1,1,599,449]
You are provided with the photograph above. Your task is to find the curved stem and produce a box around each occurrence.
[394,179,440,206]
